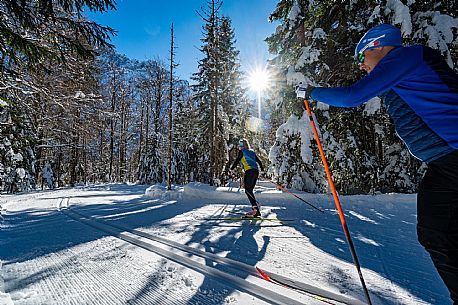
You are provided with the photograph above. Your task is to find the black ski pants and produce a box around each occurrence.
[244,169,259,210]
[417,150,458,304]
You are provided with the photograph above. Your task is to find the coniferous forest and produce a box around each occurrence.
[1,0,457,194]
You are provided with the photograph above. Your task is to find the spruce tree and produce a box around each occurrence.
[0,102,36,193]
[0,1,116,191]
[218,16,250,180]
[192,0,223,185]
[192,2,248,186]
[0,0,115,70]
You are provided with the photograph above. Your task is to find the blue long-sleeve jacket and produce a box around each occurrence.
[311,45,458,162]
[231,148,264,171]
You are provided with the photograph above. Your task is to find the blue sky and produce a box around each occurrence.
[87,0,279,82]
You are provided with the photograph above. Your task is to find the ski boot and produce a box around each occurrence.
[243,207,261,218]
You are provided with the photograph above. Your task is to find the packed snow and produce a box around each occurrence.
[0,182,452,304]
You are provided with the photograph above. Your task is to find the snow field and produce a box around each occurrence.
[0,183,452,304]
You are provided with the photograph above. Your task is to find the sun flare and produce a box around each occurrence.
[248,67,270,92]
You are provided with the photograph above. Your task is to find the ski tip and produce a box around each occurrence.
[255,266,271,281]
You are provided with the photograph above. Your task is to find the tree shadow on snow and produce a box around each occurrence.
[0,185,202,287]
[1,185,451,305]
[272,194,451,305]
[184,210,269,305]
[0,185,269,305]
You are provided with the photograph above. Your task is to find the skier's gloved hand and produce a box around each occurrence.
[295,83,307,98]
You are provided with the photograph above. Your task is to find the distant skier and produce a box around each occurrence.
[296,24,458,303]
[231,138,264,217]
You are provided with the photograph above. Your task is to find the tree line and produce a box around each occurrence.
[0,0,252,193]
[3,0,456,194]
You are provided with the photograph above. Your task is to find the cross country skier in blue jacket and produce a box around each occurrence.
[296,24,458,303]
[231,138,264,217]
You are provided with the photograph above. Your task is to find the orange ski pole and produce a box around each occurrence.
[303,99,372,305]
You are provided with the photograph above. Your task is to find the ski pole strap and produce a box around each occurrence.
[266,178,324,213]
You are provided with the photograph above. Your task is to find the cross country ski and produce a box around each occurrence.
[256,267,367,305]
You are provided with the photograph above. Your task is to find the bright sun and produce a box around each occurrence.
[248,68,270,92]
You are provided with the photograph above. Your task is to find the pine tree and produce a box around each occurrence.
[0,1,116,192]
[217,16,250,180]
[0,0,115,70]
[192,0,223,185]
[192,2,248,186]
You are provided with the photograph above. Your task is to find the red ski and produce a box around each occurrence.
[256,267,367,305]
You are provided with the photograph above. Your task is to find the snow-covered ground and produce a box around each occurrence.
[0,182,451,305]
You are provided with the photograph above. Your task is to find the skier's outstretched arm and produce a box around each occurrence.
[230,150,243,170]
[311,48,419,107]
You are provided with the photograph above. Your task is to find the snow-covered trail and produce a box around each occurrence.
[59,198,318,305]
[0,183,452,304]
[0,185,325,305]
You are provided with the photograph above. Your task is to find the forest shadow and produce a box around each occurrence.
[0,185,269,304]
[183,203,270,305]
[1,184,193,264]
[1,185,451,304]
[273,195,450,305]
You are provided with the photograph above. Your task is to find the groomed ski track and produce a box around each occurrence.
[2,185,447,304]
[58,197,362,305]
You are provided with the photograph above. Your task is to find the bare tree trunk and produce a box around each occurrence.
[99,128,104,180]
[70,125,79,186]
[83,135,87,184]
[137,94,145,181]
[109,70,116,182]
[118,96,125,181]
[145,88,150,151]
[153,63,164,183]
[121,91,129,182]
[167,24,175,190]
[210,91,215,186]
[34,95,44,185]
[56,147,62,187]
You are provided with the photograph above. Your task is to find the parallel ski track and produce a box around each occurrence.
[58,197,368,305]
[58,198,316,305]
